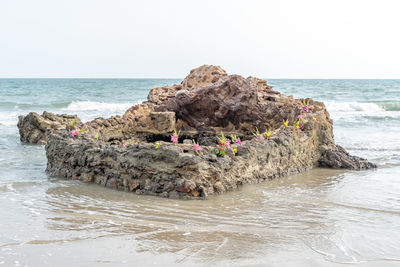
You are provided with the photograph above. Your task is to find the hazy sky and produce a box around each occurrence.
[1,0,399,78]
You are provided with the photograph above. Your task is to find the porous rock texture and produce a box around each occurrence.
[19,65,377,199]
[17,111,82,145]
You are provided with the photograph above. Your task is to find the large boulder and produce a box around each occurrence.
[18,65,376,199]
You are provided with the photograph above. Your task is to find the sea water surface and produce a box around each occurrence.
[0,79,399,266]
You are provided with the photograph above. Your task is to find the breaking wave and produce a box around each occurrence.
[325,101,383,112]
[62,101,134,113]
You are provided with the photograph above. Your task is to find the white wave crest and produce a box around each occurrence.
[325,101,383,112]
[62,101,134,113]
[0,111,19,127]
[0,120,17,127]
[0,183,15,192]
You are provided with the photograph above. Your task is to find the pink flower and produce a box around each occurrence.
[122,142,128,147]
[225,139,231,149]
[71,129,79,137]
[193,143,203,153]
[257,135,263,141]
[297,114,303,119]
[171,133,178,144]
[303,105,310,113]
[235,138,242,145]
[300,123,305,130]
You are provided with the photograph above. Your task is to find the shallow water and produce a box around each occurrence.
[0,79,399,266]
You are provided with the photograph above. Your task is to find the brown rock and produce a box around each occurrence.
[181,64,228,90]
[319,145,377,170]
[156,74,305,135]
[213,181,225,194]
[15,64,375,200]
[17,111,82,144]
[176,180,196,193]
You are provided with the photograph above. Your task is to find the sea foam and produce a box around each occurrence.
[325,101,383,112]
[62,101,134,113]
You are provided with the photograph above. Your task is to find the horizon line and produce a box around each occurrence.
[1,77,400,80]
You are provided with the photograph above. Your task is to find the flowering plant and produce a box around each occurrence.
[155,142,162,149]
[232,146,238,155]
[215,131,229,157]
[93,132,100,141]
[68,119,77,130]
[283,119,289,128]
[230,134,242,146]
[192,140,203,154]
[294,114,308,130]
[217,131,230,148]
[228,135,241,155]
[71,128,85,137]
[253,127,264,141]
[215,143,226,157]
[122,139,136,147]
[171,129,180,145]
[264,128,271,138]
[303,99,310,113]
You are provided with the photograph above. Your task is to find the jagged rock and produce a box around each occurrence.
[319,145,377,170]
[17,112,82,145]
[155,74,310,135]
[18,65,376,199]
[147,65,228,105]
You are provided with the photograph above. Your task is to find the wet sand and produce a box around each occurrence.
[1,167,400,266]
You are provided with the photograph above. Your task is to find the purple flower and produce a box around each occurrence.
[297,114,303,119]
[303,105,310,113]
[235,138,242,145]
[300,123,305,130]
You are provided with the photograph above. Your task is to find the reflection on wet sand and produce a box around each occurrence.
[44,169,345,261]
[1,168,400,266]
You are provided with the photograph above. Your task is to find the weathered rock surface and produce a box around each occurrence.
[17,112,82,145]
[181,64,228,90]
[156,74,306,135]
[46,126,323,199]
[147,65,227,105]
[18,64,377,199]
[319,145,377,169]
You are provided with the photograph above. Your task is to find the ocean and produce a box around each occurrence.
[0,79,399,266]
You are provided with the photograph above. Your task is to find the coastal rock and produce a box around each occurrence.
[147,65,228,105]
[156,74,307,135]
[147,84,183,105]
[17,112,82,145]
[18,65,376,199]
[45,127,314,199]
[319,145,377,169]
[181,64,228,90]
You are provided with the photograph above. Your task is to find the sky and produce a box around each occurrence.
[1,0,400,78]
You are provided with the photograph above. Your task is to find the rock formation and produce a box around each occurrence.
[18,65,377,199]
[18,111,82,145]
